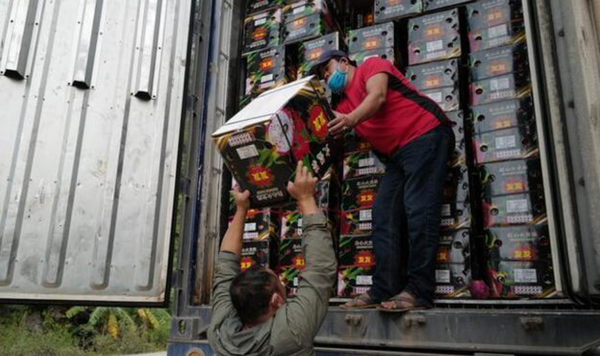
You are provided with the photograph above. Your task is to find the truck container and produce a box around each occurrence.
[2,0,600,355]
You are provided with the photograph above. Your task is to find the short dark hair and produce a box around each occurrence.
[230,265,279,325]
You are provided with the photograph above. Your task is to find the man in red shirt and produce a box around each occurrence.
[312,50,454,311]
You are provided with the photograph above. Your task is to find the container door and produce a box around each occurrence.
[0,0,192,304]
[530,0,600,299]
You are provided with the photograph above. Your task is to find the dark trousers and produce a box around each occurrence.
[369,124,454,306]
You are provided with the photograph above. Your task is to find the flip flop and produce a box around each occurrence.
[341,292,380,309]
[377,292,426,313]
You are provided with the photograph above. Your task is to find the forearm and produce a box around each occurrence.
[220,209,247,255]
[348,92,386,125]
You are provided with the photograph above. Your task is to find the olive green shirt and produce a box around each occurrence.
[208,212,337,356]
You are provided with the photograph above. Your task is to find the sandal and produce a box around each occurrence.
[377,291,426,313]
[341,292,380,309]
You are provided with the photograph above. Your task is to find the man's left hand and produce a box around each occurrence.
[328,111,357,137]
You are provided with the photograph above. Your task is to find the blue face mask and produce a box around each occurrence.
[327,63,348,94]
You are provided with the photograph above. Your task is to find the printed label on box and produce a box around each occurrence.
[293,5,306,14]
[357,275,373,286]
[360,209,373,221]
[514,268,538,283]
[436,269,451,283]
[255,17,267,26]
[237,145,260,159]
[495,135,517,149]
[427,91,443,104]
[441,204,451,216]
[491,77,511,91]
[427,39,444,52]
[507,198,529,213]
[488,24,508,38]
[245,223,257,232]
[359,157,375,168]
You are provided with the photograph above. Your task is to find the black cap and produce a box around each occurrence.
[309,49,350,76]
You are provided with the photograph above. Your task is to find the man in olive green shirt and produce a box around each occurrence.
[208,162,337,356]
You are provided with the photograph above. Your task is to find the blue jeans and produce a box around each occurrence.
[369,124,454,306]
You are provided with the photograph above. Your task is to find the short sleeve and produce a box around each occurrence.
[360,57,397,82]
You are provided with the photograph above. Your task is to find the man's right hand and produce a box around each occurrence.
[287,161,319,215]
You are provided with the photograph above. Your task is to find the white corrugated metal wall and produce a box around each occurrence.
[0,0,191,303]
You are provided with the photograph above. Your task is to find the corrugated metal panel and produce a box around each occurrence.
[0,0,191,303]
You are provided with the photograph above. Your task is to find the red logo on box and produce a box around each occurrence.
[247,165,274,187]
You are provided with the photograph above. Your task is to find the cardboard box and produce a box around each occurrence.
[245,66,288,97]
[241,240,277,271]
[228,209,278,240]
[247,0,286,15]
[408,8,461,43]
[437,229,471,264]
[338,235,376,268]
[282,13,338,44]
[440,199,471,231]
[479,158,543,197]
[343,150,386,179]
[482,190,547,227]
[408,35,461,65]
[348,22,395,54]
[470,97,535,135]
[468,20,526,52]
[466,0,524,31]
[374,0,423,23]
[337,266,374,298]
[279,266,303,297]
[443,164,470,204]
[422,85,460,112]
[470,72,531,106]
[473,126,539,164]
[469,43,529,81]
[278,238,305,268]
[246,46,287,79]
[485,225,552,261]
[341,175,382,236]
[213,77,333,208]
[351,6,375,29]
[447,110,466,144]
[349,47,397,66]
[435,262,472,298]
[344,130,373,155]
[298,32,344,77]
[487,260,556,298]
[282,0,334,23]
[243,9,283,55]
[406,58,460,91]
[423,0,474,13]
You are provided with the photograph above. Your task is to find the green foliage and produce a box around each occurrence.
[0,305,171,356]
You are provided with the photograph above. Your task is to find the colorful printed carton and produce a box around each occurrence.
[282,13,339,44]
[241,240,277,271]
[247,0,286,15]
[343,150,386,179]
[469,43,529,81]
[341,175,382,236]
[338,235,376,268]
[468,21,526,52]
[466,0,524,31]
[443,164,470,204]
[470,71,531,106]
[348,22,395,54]
[440,199,471,230]
[213,77,334,208]
[406,58,460,91]
[435,262,472,298]
[482,190,547,228]
[470,97,535,135]
[472,126,538,164]
[437,229,471,264]
[423,0,474,12]
[374,0,423,23]
[298,32,344,77]
[485,225,552,261]
[487,260,556,299]
[479,158,543,197]
[243,8,283,55]
[422,85,460,112]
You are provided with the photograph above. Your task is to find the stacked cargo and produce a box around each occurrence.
[347,22,398,66]
[279,171,340,296]
[337,131,385,298]
[297,32,345,79]
[282,0,341,45]
[466,0,555,298]
[405,3,475,298]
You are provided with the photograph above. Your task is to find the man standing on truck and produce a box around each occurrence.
[312,50,454,311]
[208,161,337,356]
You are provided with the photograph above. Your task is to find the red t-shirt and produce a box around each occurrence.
[335,57,448,155]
